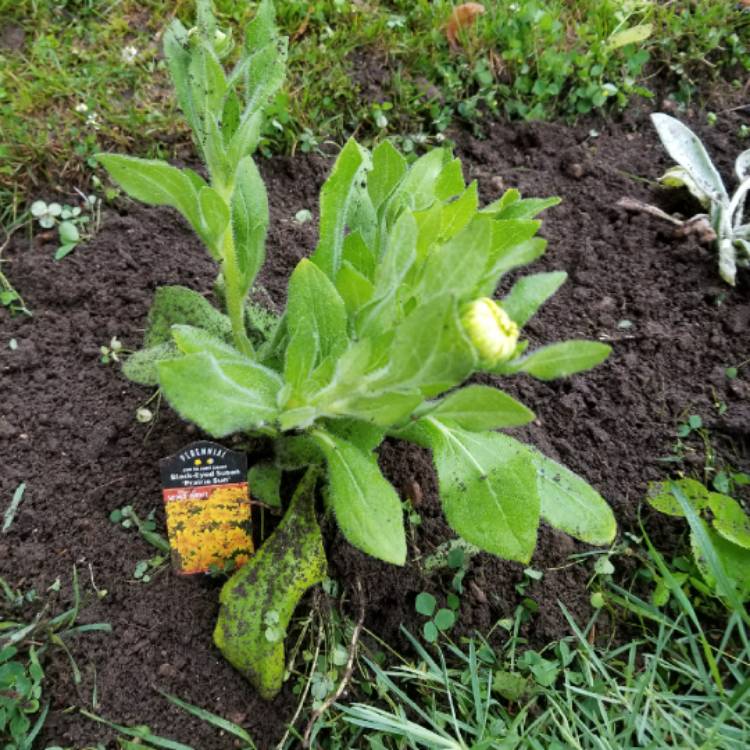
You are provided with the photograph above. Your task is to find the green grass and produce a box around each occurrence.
[0,568,111,749]
[0,0,748,195]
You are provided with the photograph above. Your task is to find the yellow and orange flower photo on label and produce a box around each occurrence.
[159,441,254,575]
[163,483,254,574]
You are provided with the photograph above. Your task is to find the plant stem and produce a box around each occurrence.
[220,229,254,357]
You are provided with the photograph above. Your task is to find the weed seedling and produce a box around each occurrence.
[414,592,456,643]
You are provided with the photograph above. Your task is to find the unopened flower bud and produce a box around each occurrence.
[461,298,519,365]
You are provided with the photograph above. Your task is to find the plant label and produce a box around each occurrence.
[160,440,253,575]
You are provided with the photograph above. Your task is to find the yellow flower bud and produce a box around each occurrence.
[461,298,519,365]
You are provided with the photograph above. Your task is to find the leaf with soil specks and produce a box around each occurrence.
[531,445,616,546]
[424,420,540,563]
[214,467,326,699]
[313,429,406,565]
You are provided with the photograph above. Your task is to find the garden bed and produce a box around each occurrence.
[1,104,748,747]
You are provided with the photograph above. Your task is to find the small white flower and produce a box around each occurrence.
[86,112,100,130]
[136,407,153,424]
[121,45,139,64]
[75,102,89,113]
[461,298,519,365]
[30,200,62,229]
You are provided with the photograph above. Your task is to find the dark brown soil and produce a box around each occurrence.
[1,105,749,748]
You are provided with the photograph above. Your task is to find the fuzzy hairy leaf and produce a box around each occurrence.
[96,155,208,243]
[231,156,269,294]
[506,341,611,380]
[214,467,326,698]
[425,420,540,563]
[421,385,535,431]
[312,139,365,280]
[651,113,728,204]
[501,271,567,327]
[143,286,232,348]
[121,342,178,386]
[158,352,281,436]
[313,430,406,565]
[528,443,616,546]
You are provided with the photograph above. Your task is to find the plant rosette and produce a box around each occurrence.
[97,0,617,700]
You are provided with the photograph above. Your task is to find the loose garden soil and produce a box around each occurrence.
[1,105,749,748]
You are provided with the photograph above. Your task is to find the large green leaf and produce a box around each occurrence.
[501,272,567,327]
[368,140,407,209]
[506,341,611,380]
[157,352,281,436]
[313,430,406,565]
[284,259,348,390]
[421,385,535,431]
[231,156,268,294]
[143,286,232,348]
[96,155,204,240]
[312,139,365,279]
[413,215,491,304]
[375,295,475,396]
[526,442,616,546]
[163,19,199,136]
[214,467,326,699]
[425,420,540,563]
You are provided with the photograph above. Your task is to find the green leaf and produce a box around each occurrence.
[489,196,560,221]
[244,38,288,119]
[439,182,478,240]
[143,286,232,348]
[423,621,438,643]
[96,154,203,239]
[58,220,80,244]
[231,156,268,294]
[501,272,567,327]
[708,493,750,550]
[285,259,348,389]
[608,23,653,50]
[336,262,374,314]
[198,186,230,253]
[171,324,242,360]
[312,139,365,279]
[368,140,407,209]
[415,592,436,617]
[164,20,199,136]
[323,418,385,453]
[508,341,611,380]
[313,430,406,565]
[414,215,491,305]
[121,342,179,386]
[529,443,616,546]
[245,0,277,51]
[157,352,281,437]
[425,420,540,563]
[646,478,710,517]
[492,671,527,701]
[434,608,455,630]
[214,467,326,699]
[248,462,282,508]
[651,114,728,204]
[421,385,535,431]
[334,389,423,427]
[375,295,475,397]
